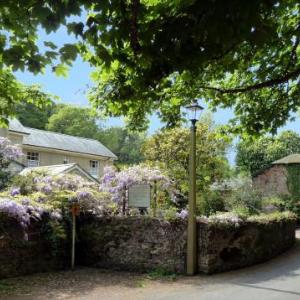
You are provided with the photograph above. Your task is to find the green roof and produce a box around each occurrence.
[272,154,300,165]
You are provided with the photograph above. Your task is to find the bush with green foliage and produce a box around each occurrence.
[236,131,300,176]
[143,116,231,202]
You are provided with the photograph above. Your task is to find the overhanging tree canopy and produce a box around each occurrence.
[1,0,300,134]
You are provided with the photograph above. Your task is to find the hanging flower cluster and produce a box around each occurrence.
[0,171,112,233]
[99,164,178,204]
[0,137,23,189]
[30,173,96,194]
[0,198,30,228]
[0,137,23,163]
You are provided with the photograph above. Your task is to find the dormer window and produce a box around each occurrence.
[90,160,99,178]
[27,152,39,167]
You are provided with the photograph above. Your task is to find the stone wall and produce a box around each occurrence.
[0,214,296,279]
[77,216,187,273]
[198,219,296,273]
[253,165,289,196]
[0,215,69,279]
[77,215,296,274]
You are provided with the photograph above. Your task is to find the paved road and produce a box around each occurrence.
[147,230,300,300]
[2,231,300,300]
[82,230,300,300]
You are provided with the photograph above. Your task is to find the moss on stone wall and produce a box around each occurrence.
[286,164,300,198]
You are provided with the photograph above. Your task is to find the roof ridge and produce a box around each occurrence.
[24,126,102,143]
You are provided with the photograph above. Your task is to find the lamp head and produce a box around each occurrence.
[185,99,204,122]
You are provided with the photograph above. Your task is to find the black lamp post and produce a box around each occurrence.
[185,99,203,275]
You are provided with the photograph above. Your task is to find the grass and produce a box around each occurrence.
[0,281,16,295]
[146,268,177,281]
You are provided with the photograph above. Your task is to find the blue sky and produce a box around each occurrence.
[14,23,300,163]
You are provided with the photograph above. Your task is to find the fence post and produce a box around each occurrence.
[71,210,76,270]
[122,186,127,215]
[153,180,157,217]
[70,200,80,270]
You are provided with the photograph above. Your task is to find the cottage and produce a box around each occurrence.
[253,154,300,196]
[0,119,117,180]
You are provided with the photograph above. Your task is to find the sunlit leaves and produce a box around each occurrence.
[53,63,69,77]
[0,69,56,126]
[1,1,300,135]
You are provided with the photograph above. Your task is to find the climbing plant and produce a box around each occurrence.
[286,165,300,198]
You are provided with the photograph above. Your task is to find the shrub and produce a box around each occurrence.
[99,164,178,211]
[280,195,300,218]
[0,171,112,237]
[197,191,225,216]
[0,137,23,190]
[224,182,262,216]
[261,196,284,213]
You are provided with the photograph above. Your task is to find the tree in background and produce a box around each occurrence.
[46,104,146,165]
[142,117,231,204]
[97,127,145,166]
[15,100,56,130]
[0,70,55,127]
[236,131,300,176]
[46,105,100,139]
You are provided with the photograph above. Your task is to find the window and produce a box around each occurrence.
[27,152,39,167]
[63,156,70,164]
[89,160,99,178]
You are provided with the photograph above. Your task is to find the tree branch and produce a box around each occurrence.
[198,67,300,94]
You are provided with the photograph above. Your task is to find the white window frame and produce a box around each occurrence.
[63,156,70,164]
[89,160,99,178]
[27,152,39,167]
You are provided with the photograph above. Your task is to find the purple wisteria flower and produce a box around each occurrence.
[50,210,62,221]
[0,198,30,228]
[76,190,93,200]
[21,198,30,205]
[0,137,23,161]
[176,209,188,219]
[41,184,52,194]
[99,164,178,204]
[10,187,20,197]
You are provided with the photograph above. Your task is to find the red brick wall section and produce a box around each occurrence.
[253,165,290,196]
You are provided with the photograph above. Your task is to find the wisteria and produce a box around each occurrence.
[0,198,30,228]
[0,137,23,162]
[200,212,243,225]
[176,209,188,219]
[32,173,95,193]
[11,187,20,197]
[99,164,178,204]
[0,196,63,229]
[0,137,23,189]
[0,164,184,233]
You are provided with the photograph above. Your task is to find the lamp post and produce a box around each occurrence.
[185,99,203,275]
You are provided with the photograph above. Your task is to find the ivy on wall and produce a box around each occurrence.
[286,165,300,198]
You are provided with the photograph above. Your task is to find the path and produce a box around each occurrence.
[1,230,300,300]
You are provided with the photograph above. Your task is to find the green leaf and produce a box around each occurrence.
[44,41,58,50]
[59,43,78,63]
[53,64,69,77]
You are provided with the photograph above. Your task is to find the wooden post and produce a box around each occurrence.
[71,202,80,270]
[153,180,157,217]
[71,210,76,270]
[122,186,126,215]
